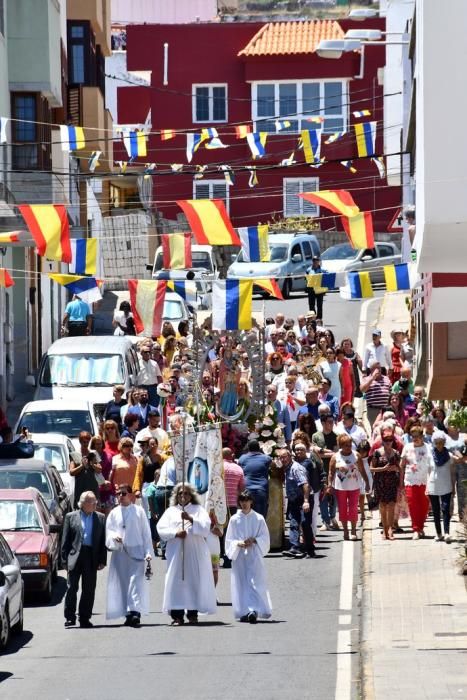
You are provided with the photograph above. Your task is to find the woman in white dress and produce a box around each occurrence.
[225,490,272,624]
[157,483,217,625]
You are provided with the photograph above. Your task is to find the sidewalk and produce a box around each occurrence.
[361,291,467,699]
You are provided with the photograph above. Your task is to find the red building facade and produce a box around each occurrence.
[117,18,400,233]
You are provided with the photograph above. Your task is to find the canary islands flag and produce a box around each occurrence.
[246,132,267,159]
[306,272,344,293]
[128,279,167,338]
[19,204,72,263]
[384,263,410,292]
[176,200,240,246]
[69,239,98,275]
[238,225,269,263]
[301,129,321,165]
[167,280,198,308]
[123,130,147,159]
[212,280,253,331]
[60,125,85,151]
[348,271,373,299]
[162,233,192,269]
[49,274,102,304]
[354,121,377,157]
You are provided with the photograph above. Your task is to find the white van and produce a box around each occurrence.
[32,336,140,417]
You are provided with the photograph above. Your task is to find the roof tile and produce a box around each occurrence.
[239,20,344,57]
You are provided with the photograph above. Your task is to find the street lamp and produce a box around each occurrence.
[348,8,378,21]
[316,38,409,79]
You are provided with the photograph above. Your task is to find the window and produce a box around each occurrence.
[11,94,38,169]
[193,84,227,123]
[283,178,319,217]
[67,21,98,89]
[377,244,395,257]
[252,81,347,133]
[291,243,302,261]
[302,241,313,260]
[194,180,229,212]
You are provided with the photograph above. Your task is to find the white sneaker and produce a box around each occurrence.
[434,535,443,542]
[444,534,452,544]
[319,523,330,532]
[412,532,420,540]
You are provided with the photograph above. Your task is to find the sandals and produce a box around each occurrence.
[171,619,184,626]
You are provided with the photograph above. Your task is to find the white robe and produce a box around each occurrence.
[157,503,217,614]
[225,510,272,620]
[105,504,153,619]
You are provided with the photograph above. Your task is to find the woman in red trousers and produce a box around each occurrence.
[400,425,432,539]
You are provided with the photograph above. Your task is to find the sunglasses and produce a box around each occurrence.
[118,491,129,497]
[382,437,393,443]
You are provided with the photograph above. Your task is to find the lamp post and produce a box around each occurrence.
[316,38,409,80]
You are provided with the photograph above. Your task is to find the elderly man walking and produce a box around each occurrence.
[61,491,107,628]
[278,448,315,559]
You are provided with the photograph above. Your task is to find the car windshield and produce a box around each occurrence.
[163,299,184,321]
[0,500,43,531]
[39,354,124,387]
[321,243,359,261]
[154,251,213,272]
[33,445,66,473]
[236,245,288,263]
[0,471,52,499]
[18,410,93,438]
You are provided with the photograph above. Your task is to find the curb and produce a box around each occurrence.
[359,519,375,700]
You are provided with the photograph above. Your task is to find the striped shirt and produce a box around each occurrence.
[364,375,392,408]
[223,460,245,506]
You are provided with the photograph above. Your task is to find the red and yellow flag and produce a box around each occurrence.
[176,200,240,246]
[128,279,167,338]
[299,190,360,218]
[161,129,176,141]
[235,125,251,139]
[18,204,72,263]
[162,233,192,269]
[0,231,22,243]
[341,211,374,249]
[255,279,283,300]
[0,269,14,288]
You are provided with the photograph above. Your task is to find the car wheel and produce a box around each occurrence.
[0,606,10,651]
[282,278,291,299]
[40,571,53,604]
[12,593,23,635]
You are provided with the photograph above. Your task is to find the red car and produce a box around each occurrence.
[0,488,60,603]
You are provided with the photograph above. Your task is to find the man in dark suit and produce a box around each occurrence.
[127,388,158,430]
[61,491,107,628]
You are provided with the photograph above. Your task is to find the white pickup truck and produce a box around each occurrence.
[151,243,217,308]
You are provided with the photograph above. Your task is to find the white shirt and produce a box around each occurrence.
[363,341,391,371]
[136,358,162,385]
[134,426,169,455]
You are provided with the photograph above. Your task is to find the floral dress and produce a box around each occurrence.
[372,449,401,503]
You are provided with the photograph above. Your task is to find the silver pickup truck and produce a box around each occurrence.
[319,241,402,285]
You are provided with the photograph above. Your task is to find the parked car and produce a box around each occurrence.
[14,399,100,450]
[0,531,23,650]
[227,232,321,298]
[30,336,141,418]
[0,488,60,603]
[320,242,402,285]
[0,455,71,534]
[30,433,75,498]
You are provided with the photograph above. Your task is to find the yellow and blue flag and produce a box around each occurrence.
[212,280,253,331]
[306,272,344,292]
[88,151,101,172]
[69,239,98,275]
[49,274,102,304]
[384,263,410,292]
[301,129,321,164]
[348,271,373,299]
[340,160,357,174]
[60,124,85,151]
[275,119,291,132]
[238,225,269,262]
[186,133,205,162]
[353,109,371,118]
[325,131,346,145]
[167,280,198,308]
[123,129,147,159]
[354,121,377,157]
[246,132,267,159]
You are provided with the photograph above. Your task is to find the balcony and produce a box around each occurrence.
[67,85,114,170]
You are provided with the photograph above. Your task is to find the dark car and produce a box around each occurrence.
[0,457,71,534]
[0,488,60,602]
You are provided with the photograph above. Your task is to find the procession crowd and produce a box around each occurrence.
[5,302,466,631]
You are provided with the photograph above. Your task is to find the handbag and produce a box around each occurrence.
[367,494,379,511]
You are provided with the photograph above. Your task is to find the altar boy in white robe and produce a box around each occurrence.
[105,485,153,627]
[225,490,272,624]
[157,482,217,625]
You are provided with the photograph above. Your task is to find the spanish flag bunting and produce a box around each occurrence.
[306,116,325,124]
[123,129,147,159]
[340,160,357,174]
[161,129,176,141]
[212,280,253,331]
[348,271,373,299]
[299,190,360,218]
[88,151,101,172]
[246,132,267,159]
[69,239,98,275]
[247,167,258,188]
[254,279,283,300]
[128,279,167,337]
[235,125,251,139]
[0,269,14,288]
[384,263,410,292]
[354,121,377,157]
[0,231,22,243]
[353,109,371,118]
[238,225,269,262]
[341,211,374,249]
[176,200,240,246]
[301,129,321,165]
[18,204,72,263]
[0,117,8,144]
[59,124,86,151]
[161,233,192,270]
[49,274,102,304]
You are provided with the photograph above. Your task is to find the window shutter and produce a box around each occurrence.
[212,182,227,203]
[195,183,210,199]
[301,179,319,215]
[284,180,301,216]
